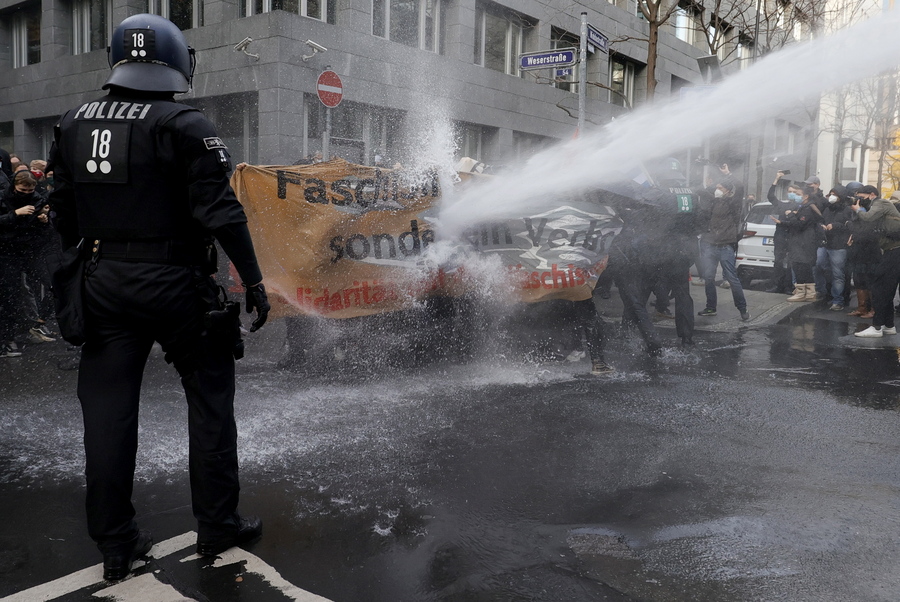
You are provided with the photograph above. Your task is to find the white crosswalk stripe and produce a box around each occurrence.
[0,532,331,602]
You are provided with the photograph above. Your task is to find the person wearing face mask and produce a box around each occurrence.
[782,185,822,302]
[851,185,900,337]
[697,164,751,321]
[766,171,801,293]
[845,182,877,318]
[814,185,854,310]
[0,171,52,356]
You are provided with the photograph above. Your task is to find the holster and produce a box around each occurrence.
[202,284,245,361]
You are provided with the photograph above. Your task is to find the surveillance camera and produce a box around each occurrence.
[305,40,327,53]
[234,37,253,52]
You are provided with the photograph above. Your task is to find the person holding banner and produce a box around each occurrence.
[49,14,269,581]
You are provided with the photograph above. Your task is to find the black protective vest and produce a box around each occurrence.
[56,95,198,241]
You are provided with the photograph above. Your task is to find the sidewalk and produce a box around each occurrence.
[594,280,900,348]
[594,279,798,333]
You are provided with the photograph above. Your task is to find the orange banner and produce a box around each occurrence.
[232,159,620,319]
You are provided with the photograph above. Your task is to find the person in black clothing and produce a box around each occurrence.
[765,171,801,293]
[815,185,854,310]
[846,184,877,318]
[49,14,270,581]
[606,159,700,351]
[0,171,51,356]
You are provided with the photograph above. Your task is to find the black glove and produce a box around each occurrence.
[244,283,270,332]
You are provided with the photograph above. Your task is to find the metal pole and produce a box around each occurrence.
[753,0,761,63]
[578,12,587,136]
[324,107,331,161]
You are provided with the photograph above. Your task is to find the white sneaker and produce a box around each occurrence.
[854,326,884,338]
[565,350,586,362]
[882,326,897,335]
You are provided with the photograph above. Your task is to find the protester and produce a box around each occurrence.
[697,165,750,321]
[766,171,801,294]
[781,185,822,302]
[0,171,50,356]
[815,185,853,310]
[851,185,900,337]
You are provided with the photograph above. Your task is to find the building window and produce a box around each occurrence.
[243,0,334,22]
[372,1,443,53]
[609,54,635,108]
[148,0,203,30]
[73,0,111,55]
[550,27,579,93]
[672,7,694,44]
[455,123,483,161]
[474,3,531,76]
[11,4,41,67]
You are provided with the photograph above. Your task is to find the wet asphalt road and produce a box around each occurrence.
[2,288,900,602]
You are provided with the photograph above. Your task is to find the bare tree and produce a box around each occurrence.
[636,0,682,99]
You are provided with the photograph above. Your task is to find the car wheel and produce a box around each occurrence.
[738,269,754,288]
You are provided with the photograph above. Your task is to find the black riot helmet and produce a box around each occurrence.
[104,14,195,93]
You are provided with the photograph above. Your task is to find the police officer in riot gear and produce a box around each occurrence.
[49,14,270,580]
[605,159,698,352]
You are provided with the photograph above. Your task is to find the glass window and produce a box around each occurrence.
[455,122,483,161]
[747,203,777,225]
[148,0,202,30]
[550,27,579,93]
[673,8,693,44]
[247,0,331,21]
[474,3,528,76]
[609,55,634,108]
[12,4,41,67]
[372,0,443,53]
[73,0,110,55]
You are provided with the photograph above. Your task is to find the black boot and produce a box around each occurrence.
[197,515,263,557]
[102,529,153,581]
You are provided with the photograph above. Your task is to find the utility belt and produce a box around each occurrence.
[93,238,214,268]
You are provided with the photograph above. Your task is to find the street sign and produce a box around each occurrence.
[555,68,573,79]
[317,70,343,108]
[519,48,577,71]
[586,24,609,54]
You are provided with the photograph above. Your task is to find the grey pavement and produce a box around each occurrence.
[4,277,900,601]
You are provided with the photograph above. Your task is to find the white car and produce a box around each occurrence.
[736,202,777,287]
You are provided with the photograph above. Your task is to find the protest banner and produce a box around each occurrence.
[231,159,621,319]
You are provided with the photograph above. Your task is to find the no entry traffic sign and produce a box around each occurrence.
[317,70,343,108]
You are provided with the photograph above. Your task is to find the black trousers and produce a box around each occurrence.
[654,257,694,342]
[571,298,606,361]
[79,260,240,551]
[610,259,662,350]
[870,247,900,329]
[771,241,790,292]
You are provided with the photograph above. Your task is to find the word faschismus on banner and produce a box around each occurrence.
[519,48,577,71]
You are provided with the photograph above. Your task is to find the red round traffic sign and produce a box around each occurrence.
[316,70,343,108]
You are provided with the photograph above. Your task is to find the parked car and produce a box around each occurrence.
[736,201,777,287]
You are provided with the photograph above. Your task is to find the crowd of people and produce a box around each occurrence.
[764,170,900,338]
[0,149,59,357]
